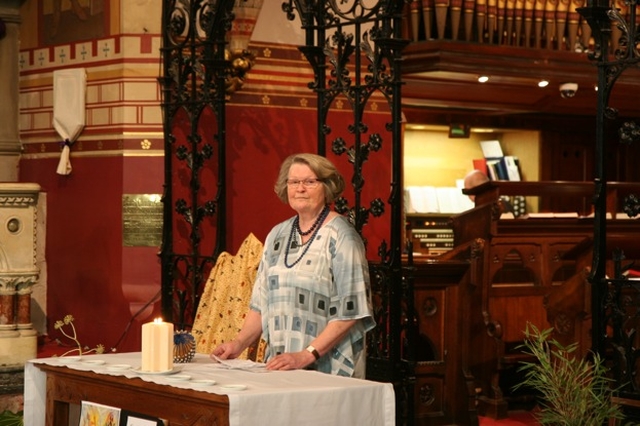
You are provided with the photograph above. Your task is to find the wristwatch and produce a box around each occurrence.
[306,345,320,360]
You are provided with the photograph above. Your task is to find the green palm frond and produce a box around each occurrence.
[514,323,623,426]
[0,410,23,426]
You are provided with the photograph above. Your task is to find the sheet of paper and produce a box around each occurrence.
[480,140,504,158]
[125,417,158,426]
[210,354,268,372]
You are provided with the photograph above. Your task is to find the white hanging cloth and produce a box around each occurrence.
[53,68,86,175]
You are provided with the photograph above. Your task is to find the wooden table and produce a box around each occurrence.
[25,353,395,426]
[39,363,229,426]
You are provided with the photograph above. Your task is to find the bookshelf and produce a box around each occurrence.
[404,128,539,183]
[403,127,540,212]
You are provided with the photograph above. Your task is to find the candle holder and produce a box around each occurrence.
[173,330,196,363]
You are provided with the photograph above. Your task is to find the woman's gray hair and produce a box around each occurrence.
[274,153,345,204]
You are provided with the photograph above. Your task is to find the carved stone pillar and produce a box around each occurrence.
[0,290,16,329]
[17,289,32,327]
[0,3,22,182]
[0,183,40,366]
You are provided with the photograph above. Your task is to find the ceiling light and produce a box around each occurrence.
[538,80,549,88]
[477,76,489,83]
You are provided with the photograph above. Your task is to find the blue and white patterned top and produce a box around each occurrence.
[249,215,376,377]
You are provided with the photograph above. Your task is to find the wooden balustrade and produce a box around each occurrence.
[463,180,640,218]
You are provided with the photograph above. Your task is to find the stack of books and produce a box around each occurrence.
[475,140,521,182]
[474,140,527,217]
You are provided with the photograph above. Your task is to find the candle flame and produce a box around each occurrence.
[153,318,163,323]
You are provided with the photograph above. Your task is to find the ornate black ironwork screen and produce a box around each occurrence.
[159,0,414,422]
[580,0,640,404]
[159,0,235,328]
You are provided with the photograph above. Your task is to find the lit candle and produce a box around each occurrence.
[141,318,174,372]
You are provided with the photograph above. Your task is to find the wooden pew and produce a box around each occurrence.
[390,238,486,425]
[442,181,640,418]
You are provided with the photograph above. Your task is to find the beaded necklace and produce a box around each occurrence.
[296,213,322,236]
[284,205,330,269]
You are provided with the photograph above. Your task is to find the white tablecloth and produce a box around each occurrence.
[24,352,395,426]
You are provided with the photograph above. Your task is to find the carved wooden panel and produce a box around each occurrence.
[40,364,229,426]
[410,260,478,425]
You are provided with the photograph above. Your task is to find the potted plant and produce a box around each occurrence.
[514,323,623,425]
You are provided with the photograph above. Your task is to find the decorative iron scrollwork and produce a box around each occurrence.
[580,2,640,397]
[160,0,237,327]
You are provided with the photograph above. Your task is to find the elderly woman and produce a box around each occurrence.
[212,153,375,378]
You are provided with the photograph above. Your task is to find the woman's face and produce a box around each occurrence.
[287,162,326,215]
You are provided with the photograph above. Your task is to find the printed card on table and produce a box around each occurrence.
[79,401,121,426]
[120,410,167,426]
[122,416,158,426]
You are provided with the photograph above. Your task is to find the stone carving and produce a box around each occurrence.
[0,183,41,366]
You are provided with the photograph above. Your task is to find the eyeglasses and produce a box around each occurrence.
[286,178,323,188]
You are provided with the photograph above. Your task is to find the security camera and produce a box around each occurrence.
[559,82,578,98]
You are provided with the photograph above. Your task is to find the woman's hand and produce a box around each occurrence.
[265,350,317,371]
[210,310,263,361]
[210,340,243,360]
[264,319,357,371]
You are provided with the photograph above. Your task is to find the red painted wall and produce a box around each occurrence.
[19,103,393,354]
[19,155,164,352]
[225,104,394,259]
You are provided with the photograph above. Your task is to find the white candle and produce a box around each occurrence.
[141,318,174,372]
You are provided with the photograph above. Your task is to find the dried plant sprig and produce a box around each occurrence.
[53,314,105,357]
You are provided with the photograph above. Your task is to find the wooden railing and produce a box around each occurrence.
[464,180,640,217]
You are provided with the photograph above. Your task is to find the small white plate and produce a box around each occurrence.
[191,379,217,386]
[219,384,247,391]
[82,359,106,366]
[57,356,82,364]
[165,374,192,381]
[132,366,182,375]
[106,364,132,371]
